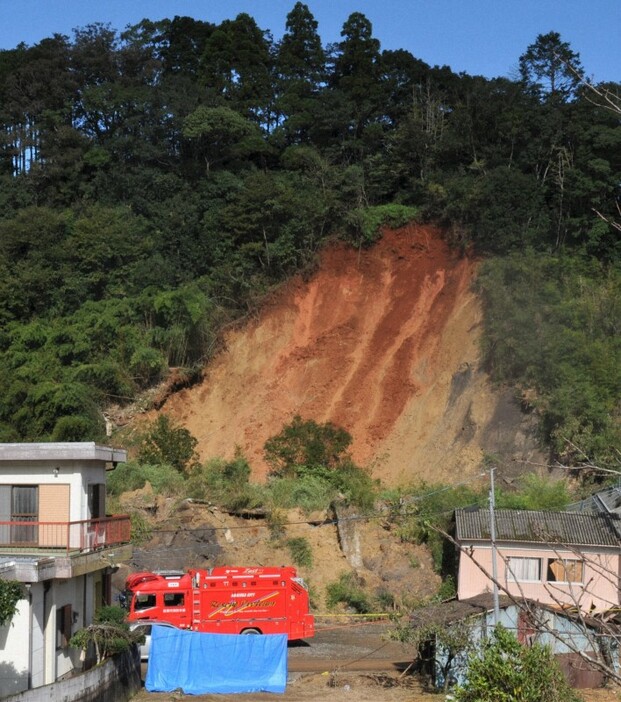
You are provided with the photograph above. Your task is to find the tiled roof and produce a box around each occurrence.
[455,508,621,547]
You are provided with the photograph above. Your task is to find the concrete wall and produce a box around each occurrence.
[3,647,141,702]
[54,576,85,680]
[30,583,44,690]
[0,598,29,695]
[0,460,105,522]
[1,575,97,692]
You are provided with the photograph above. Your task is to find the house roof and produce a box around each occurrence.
[409,594,618,633]
[567,486,621,515]
[409,593,513,629]
[455,508,621,547]
[0,442,126,464]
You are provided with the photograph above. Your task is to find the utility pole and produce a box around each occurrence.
[489,467,500,625]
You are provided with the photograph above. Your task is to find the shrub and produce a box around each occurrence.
[286,537,313,569]
[496,473,572,511]
[137,415,199,473]
[436,575,456,601]
[264,415,352,479]
[330,460,378,512]
[186,452,265,511]
[455,624,581,702]
[264,418,376,511]
[375,588,396,611]
[267,475,336,512]
[106,461,185,496]
[0,580,23,625]
[70,605,137,664]
[267,509,287,541]
[326,572,372,613]
[346,204,419,246]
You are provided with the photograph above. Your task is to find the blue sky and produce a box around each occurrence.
[0,0,618,83]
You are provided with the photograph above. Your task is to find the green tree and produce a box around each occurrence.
[0,580,22,625]
[264,415,352,479]
[275,2,326,143]
[329,12,382,141]
[476,252,621,469]
[519,31,583,102]
[160,16,213,76]
[70,605,138,665]
[138,414,199,473]
[182,105,263,173]
[200,14,274,127]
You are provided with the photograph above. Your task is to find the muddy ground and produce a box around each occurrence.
[131,623,619,702]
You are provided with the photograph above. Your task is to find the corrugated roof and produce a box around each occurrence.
[567,486,621,515]
[455,508,621,547]
[409,594,619,633]
[409,594,513,628]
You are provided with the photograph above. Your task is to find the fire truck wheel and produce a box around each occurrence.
[240,628,261,635]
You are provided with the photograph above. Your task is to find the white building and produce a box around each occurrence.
[0,443,132,695]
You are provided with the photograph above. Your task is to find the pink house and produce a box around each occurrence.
[455,508,621,614]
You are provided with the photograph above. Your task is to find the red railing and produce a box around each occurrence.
[0,515,131,553]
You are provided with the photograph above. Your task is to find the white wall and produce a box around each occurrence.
[54,577,86,680]
[0,597,29,695]
[0,461,106,522]
[30,583,45,689]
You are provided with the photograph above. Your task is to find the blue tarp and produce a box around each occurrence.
[145,625,288,694]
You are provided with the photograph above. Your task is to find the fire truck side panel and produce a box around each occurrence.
[127,567,314,641]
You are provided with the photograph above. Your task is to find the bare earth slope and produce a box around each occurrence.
[160,224,544,485]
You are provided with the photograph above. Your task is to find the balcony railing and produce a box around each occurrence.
[0,515,131,553]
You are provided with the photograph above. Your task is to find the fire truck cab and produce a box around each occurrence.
[125,565,314,641]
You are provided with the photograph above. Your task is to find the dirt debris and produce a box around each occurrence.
[148,225,544,487]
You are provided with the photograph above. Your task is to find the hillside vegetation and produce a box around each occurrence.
[0,5,618,479]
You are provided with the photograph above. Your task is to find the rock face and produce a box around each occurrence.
[156,224,545,487]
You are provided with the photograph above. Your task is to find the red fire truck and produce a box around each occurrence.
[124,566,315,641]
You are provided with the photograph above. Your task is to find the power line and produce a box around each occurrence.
[137,472,489,538]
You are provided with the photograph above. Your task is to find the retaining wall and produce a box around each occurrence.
[3,646,141,702]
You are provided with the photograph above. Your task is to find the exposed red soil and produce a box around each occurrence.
[157,223,514,485]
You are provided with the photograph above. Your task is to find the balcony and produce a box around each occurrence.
[0,515,131,554]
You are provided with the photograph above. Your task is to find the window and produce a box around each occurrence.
[507,557,542,581]
[134,593,157,611]
[547,558,584,583]
[88,484,105,519]
[57,604,72,648]
[11,486,38,544]
[163,593,184,607]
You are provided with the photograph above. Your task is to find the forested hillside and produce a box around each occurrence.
[0,4,618,471]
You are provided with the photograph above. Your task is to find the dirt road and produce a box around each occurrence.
[131,622,618,702]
